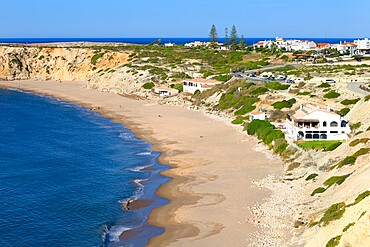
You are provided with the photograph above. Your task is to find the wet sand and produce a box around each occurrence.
[0,80,283,246]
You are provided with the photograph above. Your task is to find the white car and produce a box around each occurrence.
[325,79,336,83]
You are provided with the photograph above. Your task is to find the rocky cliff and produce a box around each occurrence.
[0,45,151,93]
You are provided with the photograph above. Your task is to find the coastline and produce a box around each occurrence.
[0,80,283,246]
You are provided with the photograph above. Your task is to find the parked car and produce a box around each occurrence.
[267,76,275,81]
[325,79,336,83]
[249,73,257,77]
[286,79,295,84]
[277,75,286,80]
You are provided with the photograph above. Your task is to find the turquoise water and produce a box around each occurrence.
[0,89,169,246]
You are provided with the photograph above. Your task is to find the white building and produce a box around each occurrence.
[285,104,351,141]
[183,78,222,94]
[336,42,358,55]
[152,86,179,97]
[164,42,175,47]
[354,38,370,55]
[184,41,206,48]
[249,109,270,121]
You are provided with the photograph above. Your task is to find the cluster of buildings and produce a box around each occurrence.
[254,37,370,56]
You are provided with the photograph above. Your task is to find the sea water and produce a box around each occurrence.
[0,89,169,246]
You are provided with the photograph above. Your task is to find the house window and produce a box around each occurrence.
[305,134,313,139]
[341,120,347,127]
[330,131,338,133]
[323,121,327,127]
[330,121,338,127]
[320,134,327,139]
[183,82,187,86]
[313,134,320,139]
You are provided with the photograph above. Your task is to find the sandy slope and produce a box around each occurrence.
[0,80,282,246]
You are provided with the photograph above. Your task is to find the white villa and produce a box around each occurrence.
[285,104,351,141]
[254,37,317,51]
[249,109,270,121]
[183,78,223,94]
[152,86,179,97]
[354,38,370,55]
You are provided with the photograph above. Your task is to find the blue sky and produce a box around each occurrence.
[0,0,369,38]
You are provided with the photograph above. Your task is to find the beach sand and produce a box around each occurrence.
[0,80,283,246]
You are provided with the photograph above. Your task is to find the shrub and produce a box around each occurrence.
[320,202,346,226]
[336,156,356,168]
[343,223,355,232]
[311,187,326,196]
[170,83,183,92]
[306,173,318,181]
[272,98,296,109]
[326,235,342,247]
[323,174,351,187]
[349,138,369,147]
[340,98,360,105]
[250,87,269,96]
[353,148,370,158]
[245,120,273,135]
[142,82,155,89]
[365,95,370,102]
[318,82,331,88]
[91,53,104,65]
[337,108,350,116]
[234,105,256,115]
[324,90,340,99]
[349,191,370,206]
[273,138,288,153]
[326,142,342,151]
[194,89,201,95]
[231,117,248,125]
[297,91,311,96]
[266,82,290,90]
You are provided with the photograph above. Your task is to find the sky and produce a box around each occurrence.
[0,0,369,38]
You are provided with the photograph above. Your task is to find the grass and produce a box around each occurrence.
[326,235,342,247]
[170,83,183,92]
[335,156,357,169]
[320,202,346,226]
[91,52,104,65]
[323,90,341,99]
[266,82,290,90]
[234,105,256,115]
[250,87,268,96]
[297,141,342,151]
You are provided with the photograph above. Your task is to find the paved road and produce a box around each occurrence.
[347,82,370,96]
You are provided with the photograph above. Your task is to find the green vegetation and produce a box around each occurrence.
[320,202,346,226]
[297,141,342,151]
[340,98,360,105]
[91,52,105,65]
[234,104,256,115]
[348,191,370,207]
[245,120,287,154]
[311,187,326,196]
[326,235,342,247]
[231,116,248,125]
[170,83,183,92]
[306,173,318,181]
[336,156,357,168]
[323,173,351,187]
[250,87,269,96]
[266,82,290,90]
[343,222,355,232]
[142,82,155,89]
[353,148,370,158]
[349,138,369,147]
[337,108,350,116]
[365,95,370,102]
[272,98,296,109]
[323,90,340,99]
[214,74,229,82]
[297,91,311,96]
[318,82,331,88]
[350,122,361,131]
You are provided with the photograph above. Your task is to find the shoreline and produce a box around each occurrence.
[0,80,283,246]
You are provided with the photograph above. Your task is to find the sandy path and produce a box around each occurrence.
[0,80,283,246]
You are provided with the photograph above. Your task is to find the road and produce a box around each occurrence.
[347,82,370,96]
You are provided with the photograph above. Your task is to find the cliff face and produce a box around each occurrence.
[0,46,148,93]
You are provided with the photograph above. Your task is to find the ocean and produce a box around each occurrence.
[0,37,360,45]
[0,89,169,247]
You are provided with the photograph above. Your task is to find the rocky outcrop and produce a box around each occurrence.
[0,45,149,93]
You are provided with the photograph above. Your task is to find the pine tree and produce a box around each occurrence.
[209,24,218,43]
[230,25,238,50]
[224,27,229,46]
[239,34,245,49]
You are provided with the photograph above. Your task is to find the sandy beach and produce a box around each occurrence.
[0,80,283,246]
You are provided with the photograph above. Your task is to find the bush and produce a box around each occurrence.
[326,235,342,247]
[194,89,201,95]
[318,82,331,88]
[266,82,290,90]
[297,141,342,151]
[340,98,360,105]
[323,174,351,187]
[234,105,256,115]
[272,98,296,109]
[348,191,370,207]
[142,82,155,89]
[365,95,370,102]
[353,148,370,158]
[349,138,369,147]
[306,173,318,181]
[273,138,288,153]
[311,187,326,196]
[231,117,248,125]
[343,223,355,232]
[91,53,104,65]
[324,90,340,99]
[337,108,350,116]
[320,202,346,226]
[250,87,269,96]
[336,156,357,168]
[297,91,311,96]
[170,83,183,92]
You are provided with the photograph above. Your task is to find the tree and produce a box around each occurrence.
[209,24,218,43]
[230,25,238,50]
[239,34,245,49]
[224,27,229,46]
